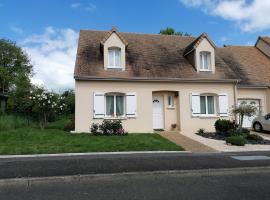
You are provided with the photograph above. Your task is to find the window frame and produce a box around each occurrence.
[167,95,175,108]
[105,93,125,118]
[108,47,122,69]
[200,95,216,116]
[199,51,211,71]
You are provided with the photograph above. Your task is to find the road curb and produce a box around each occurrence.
[1,166,270,187]
[0,151,191,159]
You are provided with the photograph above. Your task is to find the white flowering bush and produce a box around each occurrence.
[29,88,66,129]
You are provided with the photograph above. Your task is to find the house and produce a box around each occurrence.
[74,27,270,134]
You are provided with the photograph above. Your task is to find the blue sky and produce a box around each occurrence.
[1,0,270,90]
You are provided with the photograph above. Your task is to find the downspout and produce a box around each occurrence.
[267,87,270,113]
[233,80,239,107]
[233,80,239,122]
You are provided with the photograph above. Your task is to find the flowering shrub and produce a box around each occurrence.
[29,87,66,129]
[90,120,128,136]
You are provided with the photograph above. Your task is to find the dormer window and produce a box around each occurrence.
[199,52,211,71]
[108,47,121,69]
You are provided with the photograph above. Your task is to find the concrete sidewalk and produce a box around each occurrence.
[159,132,217,152]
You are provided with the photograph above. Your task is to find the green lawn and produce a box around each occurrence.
[0,128,184,155]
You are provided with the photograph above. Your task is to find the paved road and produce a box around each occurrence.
[0,151,270,179]
[1,169,270,200]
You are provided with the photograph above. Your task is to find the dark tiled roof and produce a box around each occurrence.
[74,30,270,87]
[183,32,216,56]
[218,46,270,86]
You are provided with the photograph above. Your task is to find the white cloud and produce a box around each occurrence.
[85,3,96,11]
[70,2,96,12]
[70,3,81,9]
[179,0,270,32]
[21,27,79,90]
[10,25,24,34]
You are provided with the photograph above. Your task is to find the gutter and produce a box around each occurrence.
[237,85,269,89]
[74,76,240,83]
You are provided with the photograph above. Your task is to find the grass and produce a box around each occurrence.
[0,128,184,155]
[0,115,184,154]
[0,115,36,131]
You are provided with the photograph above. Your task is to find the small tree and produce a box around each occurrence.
[232,105,257,130]
[159,27,191,36]
[29,87,66,129]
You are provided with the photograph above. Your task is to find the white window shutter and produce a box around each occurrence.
[191,93,200,116]
[93,92,105,118]
[219,93,229,117]
[126,93,137,118]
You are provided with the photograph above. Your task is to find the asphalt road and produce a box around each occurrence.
[0,152,270,179]
[1,169,270,200]
[1,151,270,179]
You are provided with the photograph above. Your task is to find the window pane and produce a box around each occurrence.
[207,96,214,114]
[115,49,121,67]
[106,96,114,116]
[200,54,203,69]
[116,96,124,116]
[108,50,114,67]
[200,96,206,114]
[207,54,210,69]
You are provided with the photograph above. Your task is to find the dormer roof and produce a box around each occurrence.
[100,26,128,46]
[183,32,216,56]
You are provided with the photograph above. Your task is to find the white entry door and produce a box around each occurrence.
[152,95,164,130]
[238,99,260,128]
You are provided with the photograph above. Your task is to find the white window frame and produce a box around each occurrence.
[167,95,175,108]
[105,93,125,118]
[108,48,121,69]
[199,52,211,71]
[200,95,216,116]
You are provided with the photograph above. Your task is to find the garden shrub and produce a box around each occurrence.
[197,128,205,135]
[63,118,75,132]
[246,134,263,141]
[226,136,246,146]
[90,120,128,136]
[228,128,250,137]
[214,119,235,133]
[90,123,100,135]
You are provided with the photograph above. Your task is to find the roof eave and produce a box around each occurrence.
[237,85,270,89]
[74,75,239,83]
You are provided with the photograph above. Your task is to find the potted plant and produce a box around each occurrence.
[171,123,177,131]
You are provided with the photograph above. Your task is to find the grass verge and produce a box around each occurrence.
[0,128,184,155]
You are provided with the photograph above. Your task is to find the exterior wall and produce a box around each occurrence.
[237,88,268,115]
[75,80,235,134]
[256,39,270,58]
[103,32,126,70]
[195,38,215,73]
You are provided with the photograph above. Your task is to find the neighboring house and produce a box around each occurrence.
[74,27,270,133]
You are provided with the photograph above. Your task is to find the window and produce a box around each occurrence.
[105,94,125,117]
[168,95,174,107]
[200,95,215,115]
[108,47,121,68]
[199,52,211,71]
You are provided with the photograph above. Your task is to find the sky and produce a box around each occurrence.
[1,0,270,91]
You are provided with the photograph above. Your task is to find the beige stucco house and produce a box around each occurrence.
[74,27,270,134]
